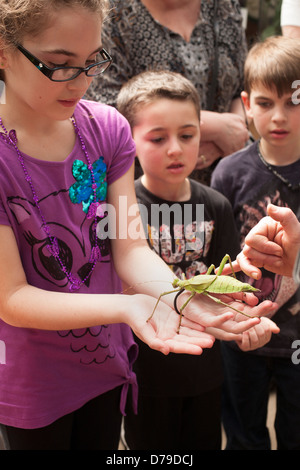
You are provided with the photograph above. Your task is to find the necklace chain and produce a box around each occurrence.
[257,141,300,191]
[0,116,101,291]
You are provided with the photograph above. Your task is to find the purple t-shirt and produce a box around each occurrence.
[0,100,138,428]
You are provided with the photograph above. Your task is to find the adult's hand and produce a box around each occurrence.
[195,141,223,170]
[200,110,249,160]
[237,205,300,279]
[213,112,249,156]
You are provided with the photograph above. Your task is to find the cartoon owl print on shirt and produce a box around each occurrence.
[7,157,109,289]
[57,325,116,365]
[6,157,114,365]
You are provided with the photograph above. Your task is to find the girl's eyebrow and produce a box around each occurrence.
[41,46,103,57]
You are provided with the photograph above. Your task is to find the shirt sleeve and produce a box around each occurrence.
[75,100,136,186]
[281,0,300,26]
[105,109,136,185]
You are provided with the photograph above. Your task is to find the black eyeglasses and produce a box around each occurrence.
[17,44,112,82]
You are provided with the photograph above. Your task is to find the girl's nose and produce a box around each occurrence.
[67,72,91,92]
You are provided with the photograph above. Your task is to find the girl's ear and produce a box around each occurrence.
[0,37,11,67]
[0,46,8,90]
[0,48,8,69]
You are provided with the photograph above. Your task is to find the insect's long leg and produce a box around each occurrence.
[217,254,236,279]
[206,254,231,277]
[205,263,216,275]
[202,292,253,318]
[146,288,182,322]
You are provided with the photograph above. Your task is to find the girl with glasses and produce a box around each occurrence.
[0,0,275,450]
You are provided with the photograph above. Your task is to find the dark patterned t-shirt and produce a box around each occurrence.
[132,178,240,396]
[211,141,300,357]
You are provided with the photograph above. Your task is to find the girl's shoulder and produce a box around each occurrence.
[74,99,132,140]
[75,99,120,122]
[74,100,135,183]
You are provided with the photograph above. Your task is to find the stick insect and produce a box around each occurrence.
[147,254,259,333]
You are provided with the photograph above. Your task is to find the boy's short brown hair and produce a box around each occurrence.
[244,35,300,97]
[117,70,201,128]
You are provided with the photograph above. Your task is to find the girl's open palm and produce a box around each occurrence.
[127,294,215,356]
[126,292,278,355]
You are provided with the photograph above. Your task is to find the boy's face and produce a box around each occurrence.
[132,98,200,195]
[242,84,300,151]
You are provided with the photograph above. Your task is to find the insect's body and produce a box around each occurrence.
[148,254,260,333]
[173,275,258,294]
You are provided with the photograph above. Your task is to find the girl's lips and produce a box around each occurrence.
[58,99,79,108]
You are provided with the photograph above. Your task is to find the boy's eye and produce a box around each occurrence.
[181,134,193,140]
[257,101,271,108]
[150,137,164,143]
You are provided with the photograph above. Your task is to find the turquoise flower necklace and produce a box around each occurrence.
[0,116,101,291]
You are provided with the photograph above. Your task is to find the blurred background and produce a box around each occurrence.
[239,0,282,45]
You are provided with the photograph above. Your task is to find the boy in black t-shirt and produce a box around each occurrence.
[117,70,278,450]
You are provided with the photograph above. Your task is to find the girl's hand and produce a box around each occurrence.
[126,294,215,356]
[125,291,277,355]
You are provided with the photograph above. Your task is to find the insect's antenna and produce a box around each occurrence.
[121,279,173,294]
